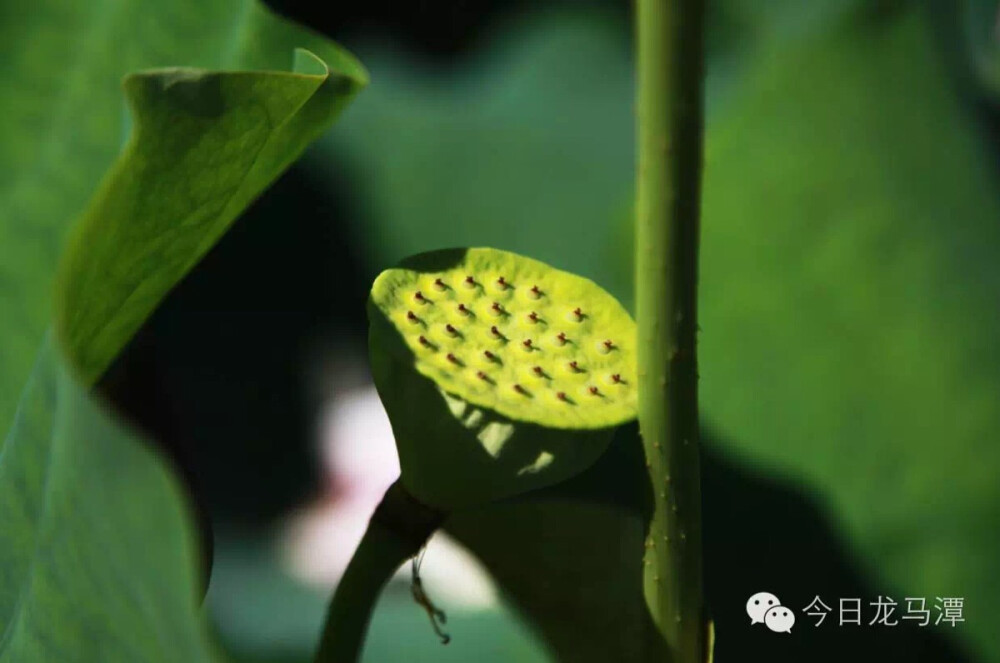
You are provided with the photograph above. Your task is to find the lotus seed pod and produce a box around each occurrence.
[367,248,637,509]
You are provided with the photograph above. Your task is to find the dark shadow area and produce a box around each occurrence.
[265,0,629,63]
[449,423,977,662]
[397,247,468,273]
[701,438,975,663]
[926,0,1000,183]
[98,161,369,533]
[445,421,668,663]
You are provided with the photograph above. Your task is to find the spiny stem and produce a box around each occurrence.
[635,0,706,661]
[314,480,446,663]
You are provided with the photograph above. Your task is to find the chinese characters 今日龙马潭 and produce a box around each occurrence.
[801,596,965,628]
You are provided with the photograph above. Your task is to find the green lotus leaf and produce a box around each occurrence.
[0,1,366,657]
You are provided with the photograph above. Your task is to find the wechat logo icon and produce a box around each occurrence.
[747,591,795,633]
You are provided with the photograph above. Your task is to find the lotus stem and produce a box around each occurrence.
[314,480,445,663]
[634,0,707,661]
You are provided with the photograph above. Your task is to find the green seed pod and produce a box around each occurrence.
[368,248,637,509]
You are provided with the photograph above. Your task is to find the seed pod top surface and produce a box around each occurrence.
[369,248,637,429]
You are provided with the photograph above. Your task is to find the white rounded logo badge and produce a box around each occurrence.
[747,591,793,633]
[764,605,795,633]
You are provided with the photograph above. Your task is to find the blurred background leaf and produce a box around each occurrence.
[318,10,635,299]
[697,7,1000,661]
[961,0,1000,97]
